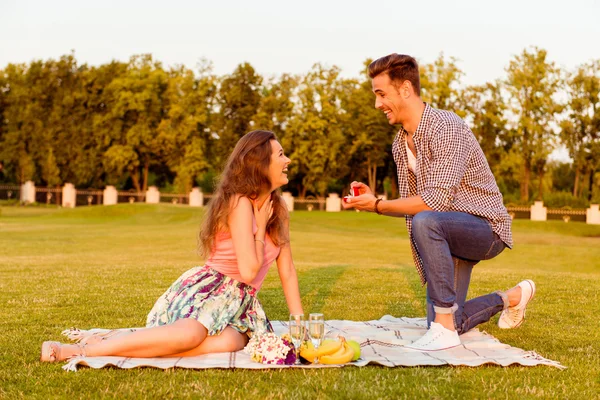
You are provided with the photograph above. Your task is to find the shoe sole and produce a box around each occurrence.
[518,279,536,313]
[499,279,536,329]
[515,279,535,328]
[404,343,461,352]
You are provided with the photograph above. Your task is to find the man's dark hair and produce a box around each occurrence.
[368,53,421,96]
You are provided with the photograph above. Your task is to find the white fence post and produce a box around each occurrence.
[189,188,204,207]
[326,193,341,212]
[587,204,600,225]
[282,192,294,212]
[530,201,547,221]
[20,181,35,204]
[103,186,118,205]
[62,183,76,208]
[145,186,160,204]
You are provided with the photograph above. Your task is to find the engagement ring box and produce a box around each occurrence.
[343,187,360,203]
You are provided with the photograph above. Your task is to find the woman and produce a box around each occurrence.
[41,130,303,362]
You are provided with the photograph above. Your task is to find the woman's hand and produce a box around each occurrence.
[253,197,273,231]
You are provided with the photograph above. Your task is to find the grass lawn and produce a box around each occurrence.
[1,204,599,399]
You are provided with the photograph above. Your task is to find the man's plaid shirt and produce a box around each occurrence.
[392,104,513,285]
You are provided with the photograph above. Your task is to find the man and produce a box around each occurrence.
[343,53,535,351]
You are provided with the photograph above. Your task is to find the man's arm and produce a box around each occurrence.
[342,191,431,217]
[342,118,471,216]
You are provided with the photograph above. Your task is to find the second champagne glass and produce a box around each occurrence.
[289,314,305,365]
[308,313,325,364]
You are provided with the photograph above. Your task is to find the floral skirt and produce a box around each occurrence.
[146,265,273,336]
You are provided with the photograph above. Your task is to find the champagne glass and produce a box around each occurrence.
[289,314,305,365]
[308,313,325,364]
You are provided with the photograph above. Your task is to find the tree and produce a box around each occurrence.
[41,54,95,190]
[76,61,129,188]
[284,64,349,198]
[101,54,168,194]
[339,60,395,193]
[506,47,562,201]
[157,64,216,193]
[420,53,465,116]
[213,63,262,168]
[0,70,7,182]
[254,73,297,135]
[460,81,510,173]
[560,60,600,198]
[0,61,48,184]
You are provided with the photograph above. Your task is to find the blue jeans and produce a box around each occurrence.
[412,211,509,334]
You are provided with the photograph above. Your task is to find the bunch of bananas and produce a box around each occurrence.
[299,337,360,365]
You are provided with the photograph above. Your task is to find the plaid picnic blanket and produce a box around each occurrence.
[61,315,564,371]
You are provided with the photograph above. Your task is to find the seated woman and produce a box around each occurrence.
[41,130,303,362]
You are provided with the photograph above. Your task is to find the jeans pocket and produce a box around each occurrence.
[483,237,506,260]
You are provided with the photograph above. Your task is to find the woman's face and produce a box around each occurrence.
[268,140,291,190]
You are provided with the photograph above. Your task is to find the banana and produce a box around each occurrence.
[319,340,355,365]
[317,339,342,356]
[299,339,343,362]
[299,342,317,361]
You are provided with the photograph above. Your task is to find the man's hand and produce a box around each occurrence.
[350,181,372,195]
[342,193,378,212]
[342,181,377,212]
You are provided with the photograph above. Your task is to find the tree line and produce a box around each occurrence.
[0,48,599,206]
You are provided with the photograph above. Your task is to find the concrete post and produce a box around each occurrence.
[103,186,118,205]
[282,192,294,212]
[326,193,341,212]
[145,186,160,204]
[62,183,76,208]
[189,188,204,207]
[20,181,36,204]
[530,201,547,221]
[586,204,600,225]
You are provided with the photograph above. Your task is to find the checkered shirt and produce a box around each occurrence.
[392,104,513,285]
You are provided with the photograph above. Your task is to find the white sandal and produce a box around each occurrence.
[40,341,87,362]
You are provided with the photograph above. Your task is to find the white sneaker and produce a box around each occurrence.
[498,279,536,329]
[404,322,461,351]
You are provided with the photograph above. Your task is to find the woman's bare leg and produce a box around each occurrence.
[57,319,207,360]
[79,329,135,345]
[162,326,249,357]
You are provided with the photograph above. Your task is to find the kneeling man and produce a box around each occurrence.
[344,53,534,351]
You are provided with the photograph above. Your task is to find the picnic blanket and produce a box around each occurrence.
[61,315,564,371]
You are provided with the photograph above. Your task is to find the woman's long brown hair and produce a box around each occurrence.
[199,130,289,257]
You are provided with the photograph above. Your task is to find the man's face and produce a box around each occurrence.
[372,73,406,125]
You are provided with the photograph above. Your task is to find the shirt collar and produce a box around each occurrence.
[399,102,431,140]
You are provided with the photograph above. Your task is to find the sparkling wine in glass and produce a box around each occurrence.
[289,313,305,365]
[308,313,325,364]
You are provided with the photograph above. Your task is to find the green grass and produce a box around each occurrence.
[1,204,599,399]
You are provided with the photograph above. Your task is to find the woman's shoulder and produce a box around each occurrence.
[275,194,290,220]
[229,194,252,208]
[227,194,254,220]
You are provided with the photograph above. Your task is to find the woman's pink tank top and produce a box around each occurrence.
[206,217,280,290]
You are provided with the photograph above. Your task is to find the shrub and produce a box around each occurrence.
[542,191,589,208]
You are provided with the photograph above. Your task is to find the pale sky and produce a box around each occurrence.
[2,0,599,85]
[2,0,599,161]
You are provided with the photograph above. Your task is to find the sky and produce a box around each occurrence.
[2,0,599,160]
[2,0,599,85]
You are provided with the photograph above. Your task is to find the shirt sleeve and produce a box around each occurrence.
[420,120,470,211]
